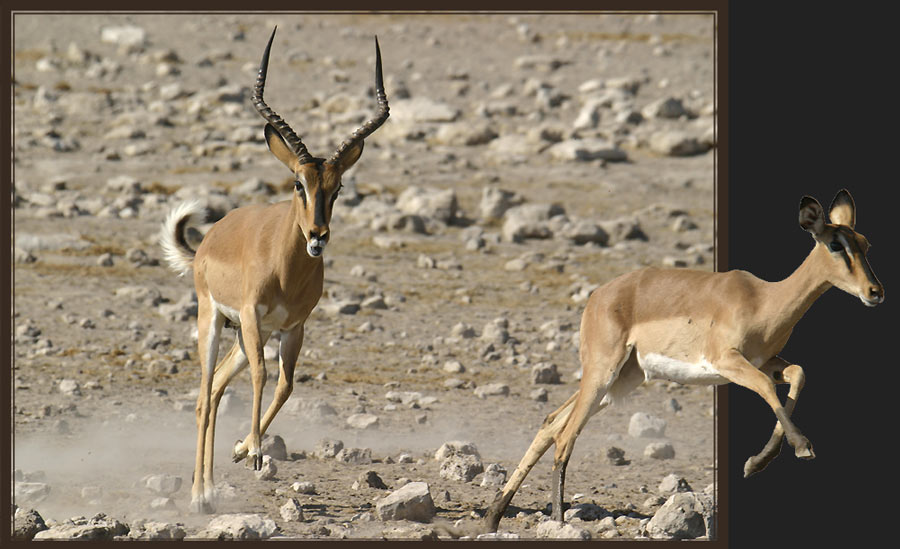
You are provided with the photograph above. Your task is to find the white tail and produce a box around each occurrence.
[159,199,205,277]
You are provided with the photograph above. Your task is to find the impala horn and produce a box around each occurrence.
[251,26,315,166]
[327,36,390,165]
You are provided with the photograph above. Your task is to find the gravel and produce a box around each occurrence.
[13,12,715,540]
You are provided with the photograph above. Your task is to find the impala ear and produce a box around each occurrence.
[264,123,302,172]
[331,141,364,174]
[798,195,825,237]
[828,189,856,229]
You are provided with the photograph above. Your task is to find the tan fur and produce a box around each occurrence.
[160,31,388,514]
[484,190,883,532]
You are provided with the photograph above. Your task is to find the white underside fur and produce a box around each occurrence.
[638,352,729,385]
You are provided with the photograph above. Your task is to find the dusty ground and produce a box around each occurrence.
[12,12,717,539]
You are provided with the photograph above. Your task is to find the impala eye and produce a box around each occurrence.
[829,240,843,252]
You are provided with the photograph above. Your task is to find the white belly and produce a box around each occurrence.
[258,303,292,332]
[637,352,729,385]
[209,297,295,332]
[210,294,240,324]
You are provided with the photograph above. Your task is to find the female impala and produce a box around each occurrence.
[159,27,389,514]
[484,189,883,532]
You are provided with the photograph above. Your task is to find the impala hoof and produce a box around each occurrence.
[549,504,566,523]
[189,497,215,514]
[232,439,248,463]
[484,508,501,533]
[251,452,263,471]
[743,457,761,478]
[795,442,815,460]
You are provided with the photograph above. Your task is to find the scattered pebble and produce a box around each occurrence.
[335,447,373,465]
[474,383,510,399]
[530,387,549,402]
[628,412,667,438]
[480,463,507,487]
[439,453,484,482]
[33,513,128,540]
[607,446,629,465]
[531,362,561,384]
[646,492,713,540]
[658,473,692,494]
[644,441,676,460]
[358,470,388,489]
[260,434,288,460]
[280,498,305,522]
[375,482,436,522]
[346,413,380,430]
[194,514,278,540]
[535,519,591,539]
[254,455,277,480]
[143,474,182,495]
[292,481,317,495]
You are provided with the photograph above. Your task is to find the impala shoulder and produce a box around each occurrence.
[720,269,766,291]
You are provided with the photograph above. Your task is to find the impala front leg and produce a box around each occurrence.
[235,306,266,471]
[744,358,808,477]
[259,325,302,438]
[717,349,813,461]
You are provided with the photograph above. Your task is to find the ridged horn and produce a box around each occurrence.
[327,36,390,165]
[251,26,315,166]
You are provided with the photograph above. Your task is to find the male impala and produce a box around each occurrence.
[484,190,883,532]
[159,27,389,513]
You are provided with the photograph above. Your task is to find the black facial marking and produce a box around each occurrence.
[314,187,326,227]
[837,241,852,271]
[295,181,307,206]
[832,227,860,274]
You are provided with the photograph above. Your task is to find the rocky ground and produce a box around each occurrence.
[13,12,717,540]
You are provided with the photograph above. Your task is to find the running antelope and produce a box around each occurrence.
[484,189,883,532]
[159,27,389,514]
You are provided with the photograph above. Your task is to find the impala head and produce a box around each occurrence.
[251,26,389,258]
[799,189,883,306]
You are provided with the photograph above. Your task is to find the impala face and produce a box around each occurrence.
[263,130,361,259]
[291,162,348,257]
[253,26,381,260]
[799,190,884,307]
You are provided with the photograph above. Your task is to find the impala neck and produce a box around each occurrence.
[763,245,832,336]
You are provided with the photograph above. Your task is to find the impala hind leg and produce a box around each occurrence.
[717,350,814,461]
[191,302,225,514]
[484,391,580,532]
[550,352,642,522]
[232,326,302,464]
[744,358,807,477]
[201,333,251,499]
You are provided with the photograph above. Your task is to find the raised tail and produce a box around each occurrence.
[159,200,204,276]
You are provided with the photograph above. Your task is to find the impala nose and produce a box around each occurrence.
[309,230,329,245]
[868,285,884,303]
[307,230,328,257]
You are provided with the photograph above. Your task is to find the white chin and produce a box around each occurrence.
[307,243,324,257]
[860,296,879,307]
